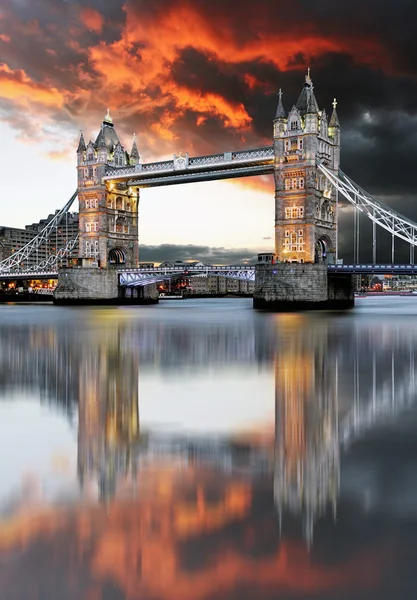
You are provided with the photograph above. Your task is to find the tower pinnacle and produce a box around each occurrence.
[275,88,286,119]
[77,130,86,153]
[329,98,340,128]
[104,108,113,125]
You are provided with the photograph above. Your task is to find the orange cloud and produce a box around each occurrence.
[80,8,104,34]
[0,63,65,108]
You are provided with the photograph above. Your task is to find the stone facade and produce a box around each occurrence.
[76,112,140,269]
[273,74,340,264]
[253,264,354,310]
[54,268,158,305]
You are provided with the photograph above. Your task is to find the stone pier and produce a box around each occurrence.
[253,263,354,311]
[54,268,159,305]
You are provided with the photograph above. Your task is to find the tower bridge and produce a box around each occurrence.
[1,72,417,306]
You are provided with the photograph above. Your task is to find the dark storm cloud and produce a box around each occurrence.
[2,0,417,259]
[139,244,261,265]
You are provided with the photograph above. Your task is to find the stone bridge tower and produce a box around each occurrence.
[76,111,140,269]
[273,72,340,264]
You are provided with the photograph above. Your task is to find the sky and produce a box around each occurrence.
[1,0,417,264]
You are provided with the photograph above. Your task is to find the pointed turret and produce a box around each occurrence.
[77,131,86,153]
[329,98,340,147]
[329,98,340,129]
[275,89,286,119]
[130,133,140,165]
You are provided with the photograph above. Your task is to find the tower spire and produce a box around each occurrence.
[77,130,86,153]
[103,108,113,125]
[329,98,340,128]
[275,88,286,119]
[296,70,319,115]
[130,133,140,165]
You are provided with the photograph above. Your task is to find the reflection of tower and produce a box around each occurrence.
[273,316,339,545]
[77,325,140,501]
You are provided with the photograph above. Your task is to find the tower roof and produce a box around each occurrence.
[275,88,286,119]
[329,98,340,128]
[76,131,86,153]
[130,134,140,159]
[94,109,121,151]
[296,69,319,115]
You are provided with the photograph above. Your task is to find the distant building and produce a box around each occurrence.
[0,212,79,268]
[189,275,254,296]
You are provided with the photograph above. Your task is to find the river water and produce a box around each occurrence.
[0,297,417,599]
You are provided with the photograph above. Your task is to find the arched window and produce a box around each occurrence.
[116,196,123,210]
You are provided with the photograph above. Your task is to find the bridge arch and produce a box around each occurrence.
[315,234,332,264]
[108,248,126,266]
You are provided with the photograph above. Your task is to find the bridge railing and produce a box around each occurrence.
[104,147,274,179]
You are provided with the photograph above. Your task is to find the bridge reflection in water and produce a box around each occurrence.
[0,303,417,598]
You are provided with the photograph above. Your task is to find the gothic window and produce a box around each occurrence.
[284,140,289,152]
[299,178,305,189]
[116,196,123,210]
[291,121,298,130]
[292,178,297,189]
[283,230,305,253]
[126,202,131,212]
[299,138,303,150]
[86,223,90,233]
[285,179,291,190]
[108,200,114,209]
[116,216,126,233]
[84,168,88,177]
[285,230,290,237]
[85,200,90,209]
[285,208,291,219]
[88,167,93,178]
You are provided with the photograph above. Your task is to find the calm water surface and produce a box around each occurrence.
[1,297,417,599]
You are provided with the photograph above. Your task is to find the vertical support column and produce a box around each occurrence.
[391,217,395,264]
[353,200,357,264]
[372,210,376,265]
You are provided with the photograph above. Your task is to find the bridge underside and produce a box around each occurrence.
[119,267,256,287]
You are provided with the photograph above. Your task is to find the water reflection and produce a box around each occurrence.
[1,301,417,598]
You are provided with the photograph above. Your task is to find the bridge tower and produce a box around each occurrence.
[273,319,339,544]
[273,72,340,264]
[76,110,139,269]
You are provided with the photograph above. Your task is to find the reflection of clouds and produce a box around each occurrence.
[3,304,417,597]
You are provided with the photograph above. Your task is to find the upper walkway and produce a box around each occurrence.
[103,146,274,187]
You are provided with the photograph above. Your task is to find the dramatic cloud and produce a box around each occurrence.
[1,0,417,258]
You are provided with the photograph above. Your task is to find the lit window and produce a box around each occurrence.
[285,208,291,219]
[85,200,90,209]
[299,178,305,188]
[299,230,303,237]
[285,179,291,190]
[285,230,290,237]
